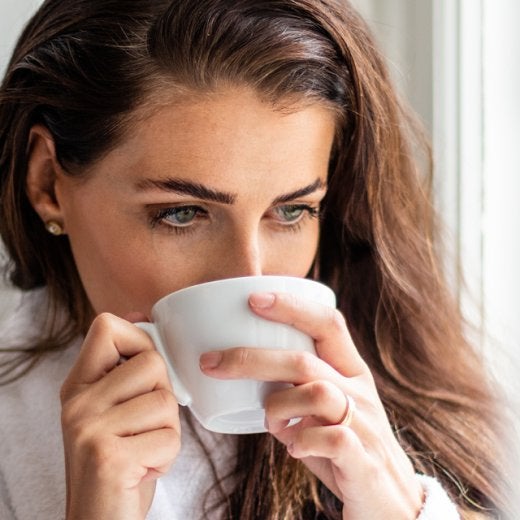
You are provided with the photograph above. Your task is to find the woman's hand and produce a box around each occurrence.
[60,313,181,520]
[200,292,424,520]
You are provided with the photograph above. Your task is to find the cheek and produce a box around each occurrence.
[265,226,320,276]
[64,213,180,315]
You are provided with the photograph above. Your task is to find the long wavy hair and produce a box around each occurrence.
[0,0,510,518]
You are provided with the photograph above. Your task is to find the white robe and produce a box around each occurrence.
[0,289,459,519]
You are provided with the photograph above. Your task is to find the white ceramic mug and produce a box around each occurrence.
[137,275,336,434]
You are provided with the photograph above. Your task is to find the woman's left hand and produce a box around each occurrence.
[200,292,424,520]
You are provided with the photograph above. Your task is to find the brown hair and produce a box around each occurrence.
[0,0,510,517]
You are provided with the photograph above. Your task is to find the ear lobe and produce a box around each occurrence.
[25,125,65,226]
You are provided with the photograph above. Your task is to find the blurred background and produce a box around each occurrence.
[348,0,520,404]
[1,0,519,488]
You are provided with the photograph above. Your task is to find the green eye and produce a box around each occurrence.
[275,205,306,223]
[156,206,203,227]
[168,207,196,225]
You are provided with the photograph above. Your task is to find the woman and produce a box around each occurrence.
[0,0,510,518]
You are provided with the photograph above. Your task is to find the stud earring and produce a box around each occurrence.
[45,220,64,236]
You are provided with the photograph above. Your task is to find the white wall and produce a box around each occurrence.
[0,0,42,76]
[355,0,520,371]
[482,0,520,392]
[0,0,43,320]
[483,4,520,511]
[351,0,434,133]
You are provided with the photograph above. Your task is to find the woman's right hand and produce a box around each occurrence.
[60,313,181,520]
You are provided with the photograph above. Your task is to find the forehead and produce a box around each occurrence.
[86,87,337,194]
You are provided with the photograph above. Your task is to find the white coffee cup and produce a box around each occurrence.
[137,275,336,434]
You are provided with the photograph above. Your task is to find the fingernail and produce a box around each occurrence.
[249,292,275,309]
[200,351,223,370]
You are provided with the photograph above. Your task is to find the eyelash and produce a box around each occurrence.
[148,204,320,235]
[275,204,320,233]
[148,205,208,235]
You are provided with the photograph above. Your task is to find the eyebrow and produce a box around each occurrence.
[272,178,325,204]
[136,177,325,205]
[136,177,236,204]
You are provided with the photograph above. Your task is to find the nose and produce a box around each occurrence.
[226,235,263,278]
[212,230,264,280]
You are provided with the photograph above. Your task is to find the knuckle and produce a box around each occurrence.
[234,347,252,369]
[90,312,118,336]
[363,456,380,482]
[89,437,124,479]
[330,425,353,450]
[138,347,160,366]
[293,351,319,380]
[63,408,99,448]
[328,308,347,332]
[72,420,98,448]
[139,349,167,377]
[308,380,335,405]
[61,392,89,429]
[154,388,178,413]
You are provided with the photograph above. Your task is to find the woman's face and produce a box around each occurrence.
[54,87,336,317]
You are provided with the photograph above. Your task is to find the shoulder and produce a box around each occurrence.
[0,286,80,520]
[0,286,81,415]
[0,286,49,347]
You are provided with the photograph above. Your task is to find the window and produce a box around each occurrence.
[355,0,520,391]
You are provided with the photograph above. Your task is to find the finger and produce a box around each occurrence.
[285,425,409,513]
[284,424,371,502]
[264,380,348,432]
[85,349,173,409]
[101,389,179,437]
[248,292,366,376]
[269,389,382,460]
[121,428,181,482]
[199,347,344,387]
[287,423,365,469]
[66,313,155,387]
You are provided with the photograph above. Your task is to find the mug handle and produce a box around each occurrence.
[135,322,192,406]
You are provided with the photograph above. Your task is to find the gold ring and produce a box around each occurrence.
[339,394,356,427]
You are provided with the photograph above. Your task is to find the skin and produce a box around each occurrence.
[26,87,423,519]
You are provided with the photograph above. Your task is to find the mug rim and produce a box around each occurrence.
[152,275,334,309]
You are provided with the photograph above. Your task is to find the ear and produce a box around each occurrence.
[25,125,66,231]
